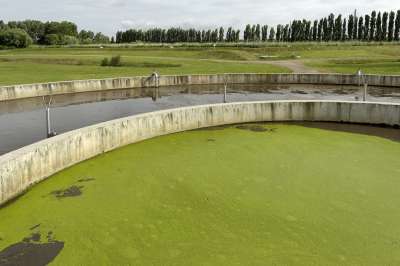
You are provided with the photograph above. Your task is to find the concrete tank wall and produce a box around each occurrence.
[1,100,399,206]
[1,73,400,101]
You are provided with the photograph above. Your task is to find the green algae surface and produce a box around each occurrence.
[1,123,400,265]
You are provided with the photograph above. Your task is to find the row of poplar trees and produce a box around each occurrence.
[116,10,400,43]
[116,27,240,43]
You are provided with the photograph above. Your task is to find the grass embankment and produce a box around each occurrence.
[1,124,400,265]
[0,47,288,86]
[306,58,400,75]
[0,42,399,86]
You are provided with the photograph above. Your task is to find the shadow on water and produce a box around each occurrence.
[290,122,400,143]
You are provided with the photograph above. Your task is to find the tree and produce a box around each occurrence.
[211,29,218,42]
[43,21,77,36]
[304,20,312,41]
[395,10,400,41]
[261,25,268,41]
[0,28,33,48]
[251,25,256,41]
[376,12,382,41]
[218,27,224,42]
[268,27,275,41]
[353,16,358,40]
[342,18,347,41]
[276,25,283,42]
[357,17,364,41]
[235,30,240,42]
[78,30,95,43]
[19,20,45,43]
[348,15,354,40]
[370,11,377,41]
[244,24,251,42]
[317,19,323,41]
[113,9,398,44]
[382,12,388,41]
[42,34,60,45]
[255,24,261,41]
[334,15,342,41]
[388,11,395,41]
[281,24,288,42]
[327,14,335,41]
[94,32,110,44]
[322,18,328,41]
[364,14,370,41]
[60,35,79,45]
[312,20,318,41]
[0,20,6,31]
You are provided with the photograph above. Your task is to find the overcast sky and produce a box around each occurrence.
[0,0,398,35]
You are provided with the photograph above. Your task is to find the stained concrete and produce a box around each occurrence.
[0,101,399,206]
[1,74,400,101]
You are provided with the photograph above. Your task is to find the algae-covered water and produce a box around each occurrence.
[1,123,400,265]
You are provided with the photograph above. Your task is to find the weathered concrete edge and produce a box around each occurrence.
[1,73,400,101]
[1,100,400,206]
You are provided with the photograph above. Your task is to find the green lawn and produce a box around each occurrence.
[0,47,288,85]
[0,43,399,86]
[1,123,400,265]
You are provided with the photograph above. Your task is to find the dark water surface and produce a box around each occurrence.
[0,83,399,155]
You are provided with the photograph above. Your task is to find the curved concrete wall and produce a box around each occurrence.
[1,73,400,101]
[1,100,399,206]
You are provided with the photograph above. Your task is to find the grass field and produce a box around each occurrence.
[0,47,288,86]
[0,42,399,86]
[1,123,400,265]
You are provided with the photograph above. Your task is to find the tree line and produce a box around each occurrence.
[1,9,400,48]
[116,10,400,43]
[0,20,110,48]
[115,27,240,43]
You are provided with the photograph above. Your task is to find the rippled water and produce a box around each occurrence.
[0,83,399,154]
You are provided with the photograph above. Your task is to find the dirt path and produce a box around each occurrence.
[267,60,320,73]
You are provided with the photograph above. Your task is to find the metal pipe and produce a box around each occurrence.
[151,72,160,101]
[356,70,368,102]
[363,83,368,102]
[43,96,56,138]
[153,72,159,88]
[223,83,227,103]
[46,106,51,138]
[223,74,228,103]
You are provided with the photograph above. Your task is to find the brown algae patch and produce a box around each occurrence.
[236,124,276,133]
[51,185,83,198]
[293,122,400,142]
[77,177,96,183]
[0,231,64,266]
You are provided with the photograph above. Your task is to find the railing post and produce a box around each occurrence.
[223,74,228,103]
[356,70,368,102]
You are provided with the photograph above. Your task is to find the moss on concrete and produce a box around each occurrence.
[1,123,400,265]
